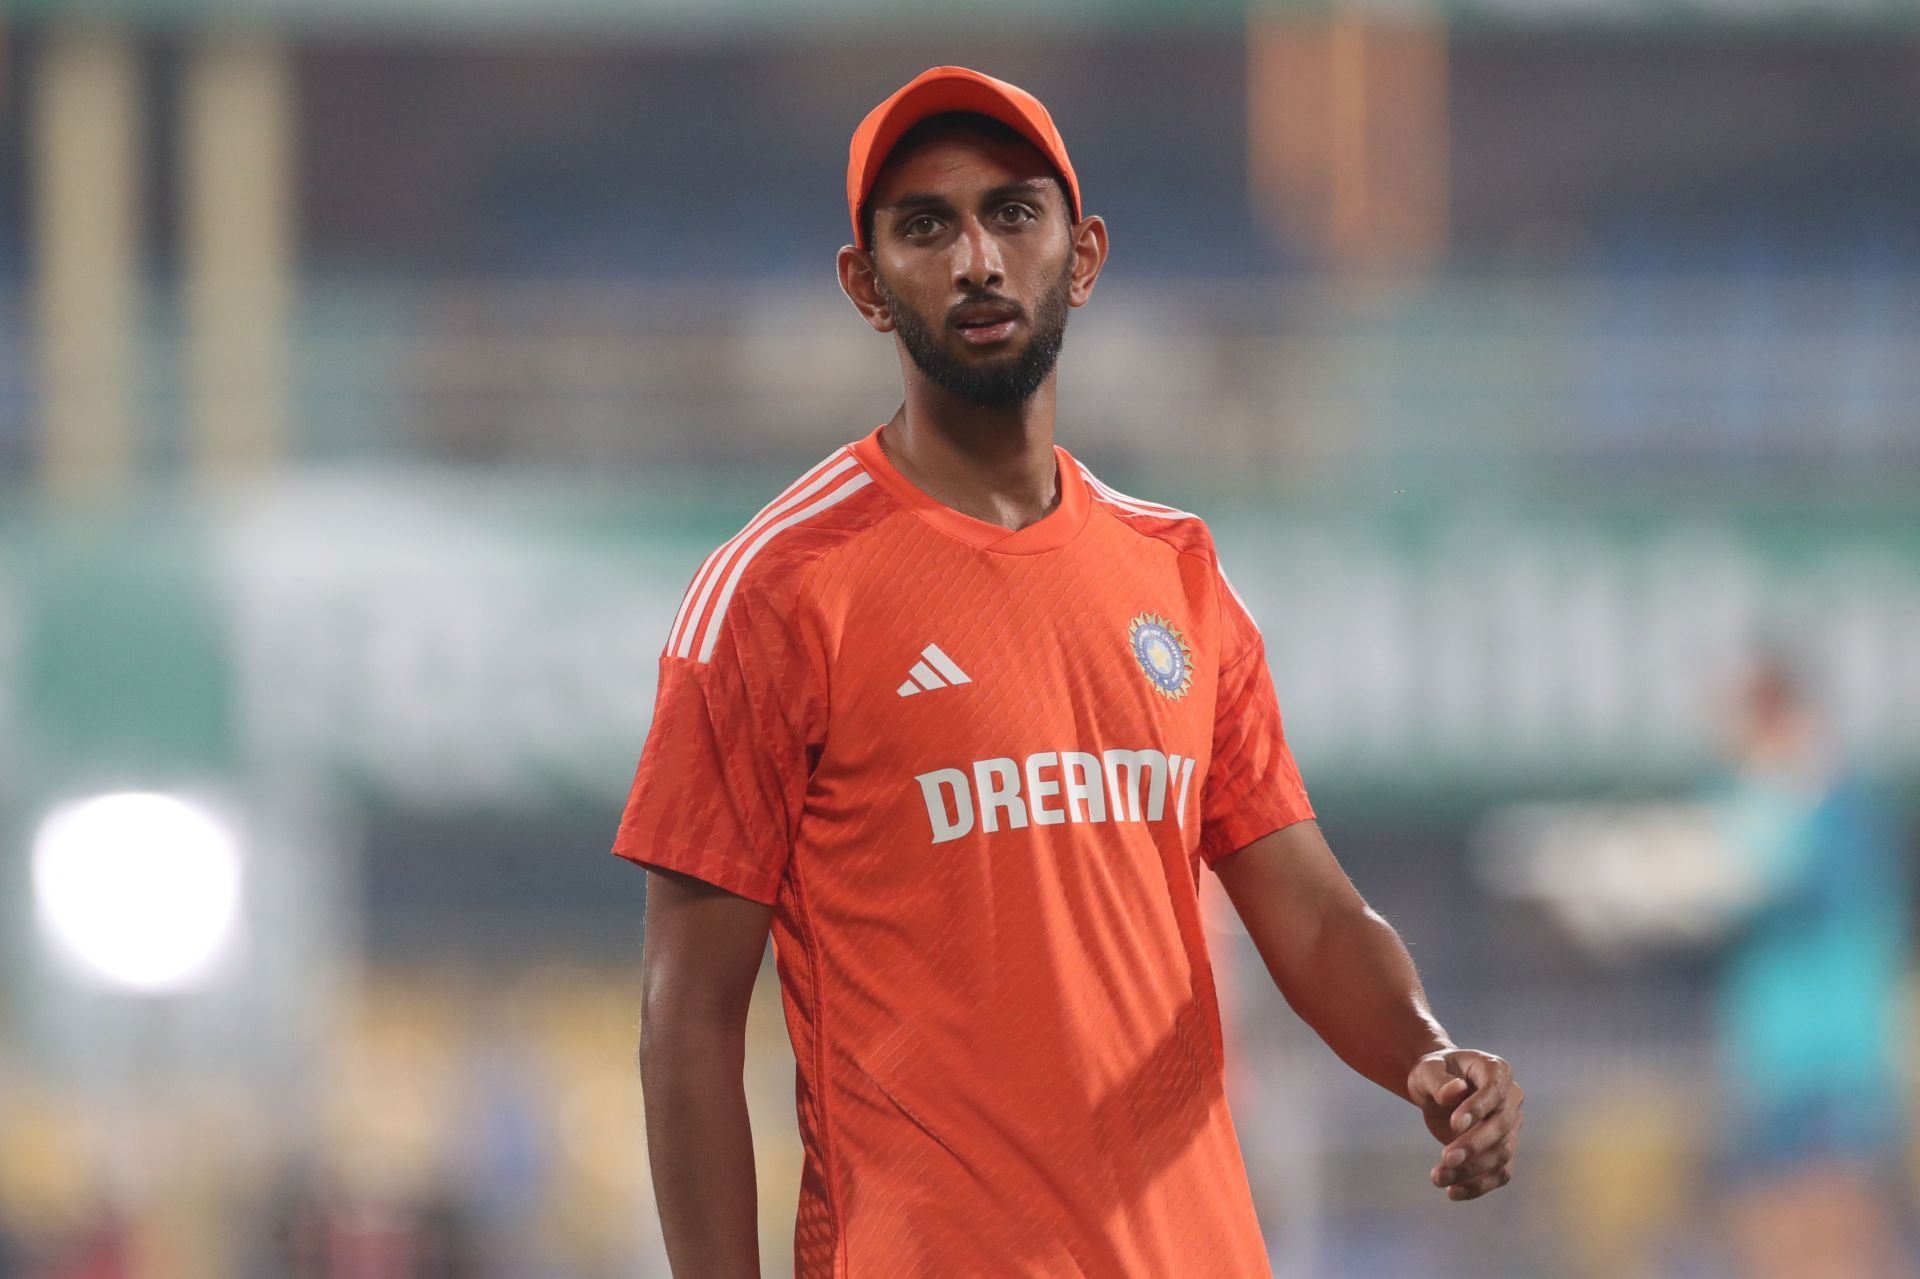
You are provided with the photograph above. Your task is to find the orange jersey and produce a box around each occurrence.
[614,423,1314,1278]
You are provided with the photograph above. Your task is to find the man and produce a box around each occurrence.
[614,65,1522,1278]
[1708,649,1914,1279]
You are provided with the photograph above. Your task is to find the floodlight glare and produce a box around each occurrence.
[32,791,243,993]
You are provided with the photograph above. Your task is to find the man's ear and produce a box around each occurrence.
[1067,214,1108,309]
[836,244,897,334]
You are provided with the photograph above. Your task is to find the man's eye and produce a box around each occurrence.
[905,215,938,236]
[1000,204,1036,222]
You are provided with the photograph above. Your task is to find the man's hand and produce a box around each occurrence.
[1406,1048,1524,1202]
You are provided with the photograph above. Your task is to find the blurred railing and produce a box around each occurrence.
[5,272,1918,492]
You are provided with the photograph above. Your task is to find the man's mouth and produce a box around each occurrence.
[952,302,1021,345]
[954,317,1019,345]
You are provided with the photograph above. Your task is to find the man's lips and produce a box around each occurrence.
[952,301,1021,345]
[954,317,1019,345]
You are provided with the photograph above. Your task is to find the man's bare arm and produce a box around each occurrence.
[1212,820,1450,1094]
[639,864,775,1276]
[1212,819,1523,1202]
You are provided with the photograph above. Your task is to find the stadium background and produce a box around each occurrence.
[2,0,1919,1274]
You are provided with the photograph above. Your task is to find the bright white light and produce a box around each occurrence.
[32,791,243,993]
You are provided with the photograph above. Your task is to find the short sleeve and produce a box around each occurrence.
[1197,556,1314,866]
[610,586,825,905]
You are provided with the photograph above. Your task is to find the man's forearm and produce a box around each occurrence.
[639,1022,762,1278]
[1265,903,1454,1101]
[1218,824,1522,1198]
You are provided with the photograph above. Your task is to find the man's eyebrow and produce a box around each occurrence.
[881,178,1055,213]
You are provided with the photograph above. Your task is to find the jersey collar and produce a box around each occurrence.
[849,422,1091,555]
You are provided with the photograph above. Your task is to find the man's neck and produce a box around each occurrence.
[880,391,1061,533]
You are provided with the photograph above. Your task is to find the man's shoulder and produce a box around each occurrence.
[1071,453,1220,563]
[663,443,890,663]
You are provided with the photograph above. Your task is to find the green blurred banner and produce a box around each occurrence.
[2,478,1916,819]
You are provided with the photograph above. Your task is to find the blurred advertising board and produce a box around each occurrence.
[1,481,1915,820]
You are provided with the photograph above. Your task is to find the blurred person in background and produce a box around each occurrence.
[616,64,1522,1279]
[1709,644,1917,1279]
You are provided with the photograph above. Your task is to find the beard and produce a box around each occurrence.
[875,252,1074,411]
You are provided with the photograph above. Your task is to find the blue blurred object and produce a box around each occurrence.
[1709,765,1912,1180]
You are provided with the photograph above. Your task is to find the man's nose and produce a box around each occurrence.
[952,217,1005,292]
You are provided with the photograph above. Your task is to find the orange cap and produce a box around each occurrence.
[847,65,1082,252]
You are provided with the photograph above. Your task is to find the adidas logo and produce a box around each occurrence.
[896,643,972,698]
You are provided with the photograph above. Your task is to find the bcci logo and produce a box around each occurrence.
[1128,613,1193,700]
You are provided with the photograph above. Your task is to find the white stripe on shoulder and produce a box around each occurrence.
[691,471,874,663]
[666,446,853,655]
[666,448,856,657]
[1074,462,1199,521]
[1218,560,1261,634]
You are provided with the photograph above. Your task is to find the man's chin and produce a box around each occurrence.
[924,367,1029,406]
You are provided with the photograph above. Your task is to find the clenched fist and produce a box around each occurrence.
[1407,1048,1524,1202]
